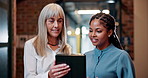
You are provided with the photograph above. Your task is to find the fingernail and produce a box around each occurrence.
[67,65,69,68]
[62,64,67,66]
[68,68,71,71]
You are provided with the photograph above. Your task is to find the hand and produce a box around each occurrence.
[48,63,71,78]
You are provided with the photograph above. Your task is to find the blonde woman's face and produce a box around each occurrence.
[46,16,63,38]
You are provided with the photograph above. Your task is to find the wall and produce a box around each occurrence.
[134,0,148,78]
[121,0,134,60]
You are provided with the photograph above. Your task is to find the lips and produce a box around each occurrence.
[91,38,98,43]
[51,29,59,33]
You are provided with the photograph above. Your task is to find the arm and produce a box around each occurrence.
[116,52,135,78]
[24,40,49,78]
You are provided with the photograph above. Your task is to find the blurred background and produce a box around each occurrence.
[0,0,148,78]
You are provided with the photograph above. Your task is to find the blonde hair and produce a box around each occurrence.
[33,3,71,56]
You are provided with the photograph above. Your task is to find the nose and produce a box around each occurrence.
[53,21,58,27]
[91,31,96,37]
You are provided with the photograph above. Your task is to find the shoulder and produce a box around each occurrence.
[114,48,132,61]
[111,46,128,55]
[25,37,36,46]
[24,37,37,51]
[109,45,131,60]
[84,50,95,61]
[84,49,94,56]
[25,37,36,44]
[115,47,130,57]
[119,51,131,60]
[24,37,38,56]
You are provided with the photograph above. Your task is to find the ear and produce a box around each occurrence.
[108,30,113,37]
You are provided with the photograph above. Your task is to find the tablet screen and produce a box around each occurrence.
[56,54,86,78]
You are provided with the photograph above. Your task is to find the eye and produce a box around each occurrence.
[57,19,63,23]
[97,31,102,33]
[48,20,54,23]
[89,29,93,32]
[57,20,62,23]
[47,18,54,23]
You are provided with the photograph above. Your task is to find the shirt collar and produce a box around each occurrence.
[94,44,114,57]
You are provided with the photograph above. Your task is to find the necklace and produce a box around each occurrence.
[48,42,59,46]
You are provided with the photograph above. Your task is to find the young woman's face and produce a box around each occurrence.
[89,19,112,50]
[46,16,63,38]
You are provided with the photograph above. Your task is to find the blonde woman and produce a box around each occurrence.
[24,3,71,78]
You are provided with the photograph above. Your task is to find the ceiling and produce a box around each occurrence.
[60,1,119,28]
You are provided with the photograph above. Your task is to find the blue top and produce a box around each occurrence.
[85,44,135,78]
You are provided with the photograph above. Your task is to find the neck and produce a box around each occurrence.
[47,36,59,46]
[48,42,59,46]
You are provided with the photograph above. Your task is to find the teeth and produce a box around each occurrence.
[92,39,97,42]
[92,39,96,41]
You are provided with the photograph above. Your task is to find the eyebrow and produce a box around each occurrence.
[58,18,64,20]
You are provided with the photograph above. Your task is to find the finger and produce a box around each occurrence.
[50,64,69,74]
[59,68,71,75]
[52,65,70,73]
[56,72,68,78]
[51,63,67,69]
[53,68,71,77]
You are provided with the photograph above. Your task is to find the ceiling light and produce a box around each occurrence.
[67,30,72,35]
[75,28,80,35]
[76,10,101,14]
[82,26,89,34]
[107,0,115,3]
[102,10,110,14]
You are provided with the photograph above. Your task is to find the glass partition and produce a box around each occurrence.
[0,7,8,43]
[0,0,11,77]
[0,47,8,78]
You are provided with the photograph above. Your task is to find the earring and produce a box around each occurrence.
[108,35,110,37]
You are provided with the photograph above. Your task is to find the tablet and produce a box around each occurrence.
[56,54,86,78]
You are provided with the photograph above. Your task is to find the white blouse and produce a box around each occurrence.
[24,38,61,78]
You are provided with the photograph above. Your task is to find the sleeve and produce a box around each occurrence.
[116,52,135,78]
[24,41,49,78]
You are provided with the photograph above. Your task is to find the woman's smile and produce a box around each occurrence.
[90,38,98,43]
